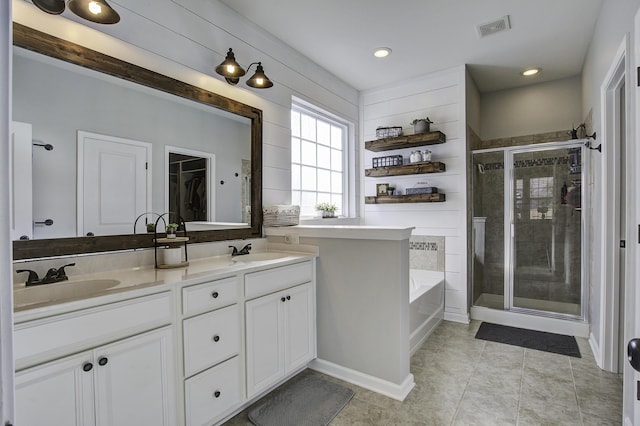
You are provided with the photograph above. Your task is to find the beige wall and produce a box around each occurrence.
[480,76,583,141]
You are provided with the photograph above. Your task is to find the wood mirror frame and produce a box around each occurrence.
[11,23,263,260]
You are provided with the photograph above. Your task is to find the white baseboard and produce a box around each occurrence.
[309,358,415,401]
[444,310,470,324]
[469,306,589,337]
[410,308,442,356]
[589,332,603,368]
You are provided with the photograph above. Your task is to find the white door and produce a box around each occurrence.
[15,351,95,426]
[284,283,314,372]
[10,121,33,240]
[245,292,285,399]
[94,327,175,426]
[77,131,151,237]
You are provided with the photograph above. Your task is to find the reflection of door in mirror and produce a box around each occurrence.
[167,148,214,224]
[77,131,152,237]
[11,121,33,240]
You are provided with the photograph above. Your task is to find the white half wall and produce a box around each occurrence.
[360,66,469,322]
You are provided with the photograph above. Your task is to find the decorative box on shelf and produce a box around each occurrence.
[406,187,438,195]
[372,155,403,168]
[376,126,403,139]
[406,181,438,195]
[263,205,300,227]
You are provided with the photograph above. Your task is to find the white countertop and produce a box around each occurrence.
[13,250,316,323]
[265,225,414,241]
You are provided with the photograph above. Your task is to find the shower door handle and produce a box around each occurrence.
[627,338,640,372]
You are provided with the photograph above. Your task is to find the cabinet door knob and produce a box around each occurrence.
[212,335,220,342]
[82,362,93,372]
[286,295,291,300]
[98,357,108,366]
[211,291,219,299]
[281,297,286,302]
[213,390,221,398]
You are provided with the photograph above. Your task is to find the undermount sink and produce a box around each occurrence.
[231,252,289,262]
[14,279,121,308]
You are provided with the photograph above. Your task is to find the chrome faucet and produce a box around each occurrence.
[229,243,252,256]
[17,263,75,286]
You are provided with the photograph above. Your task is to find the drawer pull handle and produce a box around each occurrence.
[214,390,221,398]
[98,357,108,366]
[281,297,286,302]
[213,335,220,342]
[211,291,219,299]
[286,295,291,300]
[82,362,93,372]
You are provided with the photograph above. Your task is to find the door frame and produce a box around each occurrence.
[625,11,640,425]
[599,35,631,374]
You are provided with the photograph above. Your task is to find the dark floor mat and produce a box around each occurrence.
[248,374,355,426]
[475,322,581,357]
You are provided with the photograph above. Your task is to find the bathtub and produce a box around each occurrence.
[409,269,445,355]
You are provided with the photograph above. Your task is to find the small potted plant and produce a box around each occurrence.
[410,117,433,134]
[315,202,337,218]
[165,223,179,238]
[146,223,156,233]
[388,186,396,196]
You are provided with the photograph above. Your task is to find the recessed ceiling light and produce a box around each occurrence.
[374,47,392,58]
[522,68,541,76]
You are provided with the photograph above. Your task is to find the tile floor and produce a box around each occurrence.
[225,320,623,425]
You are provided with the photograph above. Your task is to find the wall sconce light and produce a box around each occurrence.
[32,0,120,24]
[215,48,274,89]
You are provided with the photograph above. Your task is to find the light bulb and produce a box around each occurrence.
[255,77,264,86]
[88,1,102,15]
[226,64,235,73]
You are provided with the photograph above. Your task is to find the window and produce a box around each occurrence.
[291,104,348,217]
[529,176,554,220]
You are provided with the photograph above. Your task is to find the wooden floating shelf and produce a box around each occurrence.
[365,193,446,204]
[365,131,446,152]
[365,161,446,177]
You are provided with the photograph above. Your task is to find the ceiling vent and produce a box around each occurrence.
[477,15,511,38]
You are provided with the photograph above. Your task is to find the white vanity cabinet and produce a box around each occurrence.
[180,276,242,425]
[245,261,316,399]
[14,292,176,426]
[15,326,175,426]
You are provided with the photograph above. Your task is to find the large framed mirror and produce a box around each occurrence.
[12,23,262,260]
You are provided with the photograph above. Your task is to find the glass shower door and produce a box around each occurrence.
[510,146,583,317]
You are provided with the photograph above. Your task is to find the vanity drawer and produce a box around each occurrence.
[245,261,313,299]
[183,304,240,377]
[185,356,241,426]
[182,276,239,317]
[14,292,172,370]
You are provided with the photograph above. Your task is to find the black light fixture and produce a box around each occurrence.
[32,0,120,24]
[215,48,273,89]
[246,62,274,89]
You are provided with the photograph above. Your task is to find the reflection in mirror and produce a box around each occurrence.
[12,23,262,260]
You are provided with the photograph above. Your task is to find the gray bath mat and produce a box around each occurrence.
[475,322,581,357]
[248,374,355,426]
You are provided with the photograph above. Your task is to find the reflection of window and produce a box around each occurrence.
[291,104,347,217]
[529,176,553,220]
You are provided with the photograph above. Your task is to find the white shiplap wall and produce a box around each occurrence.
[12,0,359,207]
[361,66,469,323]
